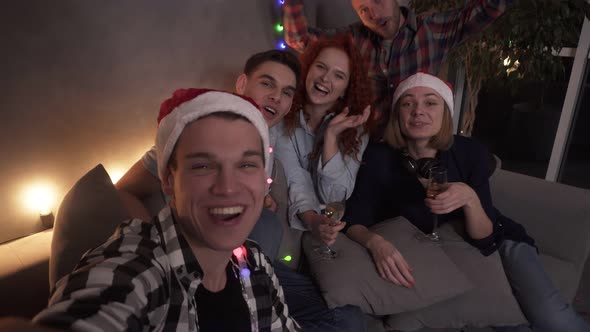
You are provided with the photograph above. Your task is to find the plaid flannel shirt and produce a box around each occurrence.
[34,206,300,332]
[283,0,512,115]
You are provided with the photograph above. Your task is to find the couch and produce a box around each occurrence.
[1,163,589,331]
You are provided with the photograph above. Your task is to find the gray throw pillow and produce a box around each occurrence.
[302,217,473,315]
[49,164,129,289]
[385,222,527,331]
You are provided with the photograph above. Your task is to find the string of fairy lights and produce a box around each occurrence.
[21,0,293,272]
[269,0,293,264]
[275,0,287,50]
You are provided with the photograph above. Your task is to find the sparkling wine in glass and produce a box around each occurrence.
[315,185,347,259]
[419,166,448,242]
[324,201,345,221]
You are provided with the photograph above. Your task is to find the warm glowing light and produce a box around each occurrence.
[504,59,520,76]
[503,56,511,66]
[267,177,273,185]
[275,23,284,33]
[283,255,292,262]
[233,246,245,258]
[104,142,153,185]
[23,183,56,215]
[107,167,127,184]
[269,146,273,154]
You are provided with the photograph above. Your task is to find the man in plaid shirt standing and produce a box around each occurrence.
[29,89,301,331]
[283,0,513,136]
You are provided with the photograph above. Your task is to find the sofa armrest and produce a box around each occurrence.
[0,229,52,318]
[490,169,590,270]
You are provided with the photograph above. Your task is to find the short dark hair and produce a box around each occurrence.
[243,50,301,86]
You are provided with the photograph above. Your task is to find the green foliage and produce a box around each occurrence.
[412,0,590,92]
[411,0,589,133]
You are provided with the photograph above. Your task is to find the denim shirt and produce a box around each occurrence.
[274,111,369,230]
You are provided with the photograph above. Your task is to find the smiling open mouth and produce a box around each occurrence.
[264,106,277,115]
[209,206,244,221]
[314,83,329,95]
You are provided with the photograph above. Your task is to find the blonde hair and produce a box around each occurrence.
[384,101,454,150]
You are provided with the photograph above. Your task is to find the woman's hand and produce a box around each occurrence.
[425,182,477,215]
[366,236,415,288]
[322,105,371,166]
[302,211,346,246]
[325,105,371,139]
[264,194,277,212]
[426,182,493,240]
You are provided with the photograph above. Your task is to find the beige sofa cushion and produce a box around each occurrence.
[302,217,473,315]
[0,230,52,318]
[490,168,590,301]
[304,217,527,330]
[385,222,526,330]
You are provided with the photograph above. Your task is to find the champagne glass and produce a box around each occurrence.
[314,185,347,259]
[417,166,448,242]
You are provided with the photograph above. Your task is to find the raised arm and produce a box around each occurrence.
[115,146,162,220]
[283,0,350,53]
[317,106,371,202]
[283,0,320,53]
[429,0,513,53]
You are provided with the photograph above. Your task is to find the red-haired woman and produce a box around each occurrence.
[274,33,373,247]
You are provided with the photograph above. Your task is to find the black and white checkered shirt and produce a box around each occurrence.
[34,207,300,331]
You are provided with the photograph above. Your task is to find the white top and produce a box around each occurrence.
[274,111,368,230]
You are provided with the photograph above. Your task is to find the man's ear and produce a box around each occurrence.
[235,73,248,95]
[162,169,175,197]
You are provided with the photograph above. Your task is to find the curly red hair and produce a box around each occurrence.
[283,33,374,160]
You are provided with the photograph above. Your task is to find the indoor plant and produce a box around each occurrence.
[412,0,590,135]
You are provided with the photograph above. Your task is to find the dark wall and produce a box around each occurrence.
[0,0,285,243]
[0,0,359,243]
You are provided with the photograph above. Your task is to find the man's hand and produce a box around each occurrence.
[366,236,415,288]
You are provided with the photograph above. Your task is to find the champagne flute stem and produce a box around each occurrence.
[432,214,439,233]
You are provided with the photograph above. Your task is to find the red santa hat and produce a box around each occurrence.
[156,88,270,181]
[392,72,454,115]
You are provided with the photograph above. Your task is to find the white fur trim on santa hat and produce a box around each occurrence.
[156,91,270,182]
[392,72,454,115]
